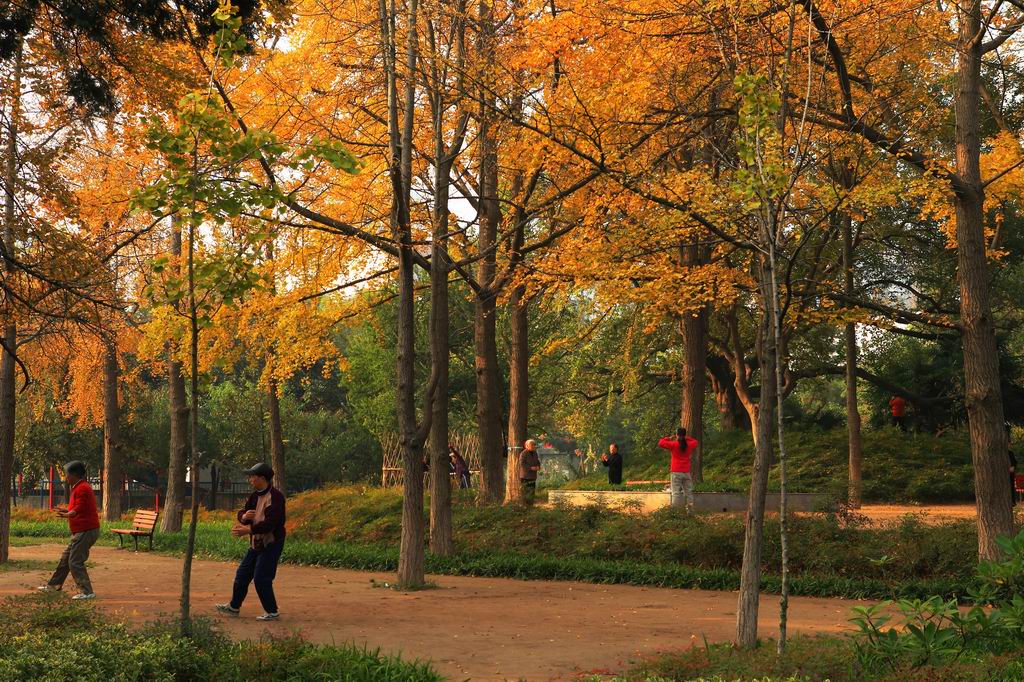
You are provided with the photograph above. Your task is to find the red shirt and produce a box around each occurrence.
[889,396,906,417]
[67,480,100,534]
[658,436,698,473]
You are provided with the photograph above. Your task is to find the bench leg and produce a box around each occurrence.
[148,533,153,551]
[117,534,123,549]
[133,534,138,552]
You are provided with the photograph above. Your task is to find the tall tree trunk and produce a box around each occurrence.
[179,182,202,636]
[383,0,428,588]
[955,1,1013,560]
[678,241,708,481]
[0,41,22,565]
[396,193,426,586]
[735,257,778,650]
[267,380,286,495]
[264,237,286,495]
[504,286,529,503]
[162,220,189,533]
[473,221,504,505]
[473,0,505,504]
[679,309,707,482]
[842,212,863,508]
[102,343,124,521]
[429,157,453,556]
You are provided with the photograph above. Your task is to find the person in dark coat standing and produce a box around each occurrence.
[519,439,542,504]
[601,443,623,485]
[449,445,471,489]
[216,463,286,621]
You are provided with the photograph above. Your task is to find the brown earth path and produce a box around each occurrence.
[0,544,871,681]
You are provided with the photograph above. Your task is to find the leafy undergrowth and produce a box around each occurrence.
[566,427,975,503]
[284,486,977,592]
[601,636,1024,682]
[0,593,441,682]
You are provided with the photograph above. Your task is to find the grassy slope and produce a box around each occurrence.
[566,427,975,502]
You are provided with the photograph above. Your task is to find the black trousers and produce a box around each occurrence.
[231,538,284,613]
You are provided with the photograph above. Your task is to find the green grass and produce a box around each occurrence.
[9,486,985,601]
[0,593,441,681]
[566,427,976,503]
[602,637,1024,681]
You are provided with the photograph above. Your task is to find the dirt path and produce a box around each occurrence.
[853,504,978,525]
[1,544,869,681]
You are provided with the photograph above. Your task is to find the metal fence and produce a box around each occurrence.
[12,478,252,514]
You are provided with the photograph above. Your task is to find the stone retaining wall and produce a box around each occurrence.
[547,489,833,513]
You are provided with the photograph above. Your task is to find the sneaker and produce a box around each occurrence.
[256,612,279,621]
[215,603,240,616]
[71,593,95,600]
[36,585,59,593]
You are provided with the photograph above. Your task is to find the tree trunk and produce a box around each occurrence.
[504,286,529,504]
[955,1,1013,560]
[679,310,707,482]
[0,41,22,565]
[429,157,453,556]
[735,256,778,650]
[708,356,749,431]
[396,195,426,586]
[102,342,124,521]
[162,220,189,533]
[678,241,708,481]
[473,0,505,505]
[385,0,428,588]
[842,212,863,508]
[268,380,286,495]
[179,192,202,636]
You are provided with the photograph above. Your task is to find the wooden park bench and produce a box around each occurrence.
[111,509,158,551]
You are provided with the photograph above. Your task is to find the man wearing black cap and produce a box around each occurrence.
[215,463,286,621]
[37,461,100,599]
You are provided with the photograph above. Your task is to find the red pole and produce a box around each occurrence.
[48,466,54,511]
[16,473,21,496]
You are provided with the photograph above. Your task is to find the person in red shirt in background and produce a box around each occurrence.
[889,395,908,432]
[659,427,699,509]
[37,461,100,599]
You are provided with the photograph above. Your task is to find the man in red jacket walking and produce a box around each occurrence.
[37,461,100,599]
[658,428,699,509]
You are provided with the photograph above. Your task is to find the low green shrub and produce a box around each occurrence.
[847,528,1024,678]
[0,594,441,682]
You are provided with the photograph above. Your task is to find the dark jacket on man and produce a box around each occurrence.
[519,450,541,481]
[602,451,623,484]
[238,487,287,543]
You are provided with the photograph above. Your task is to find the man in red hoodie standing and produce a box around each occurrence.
[659,428,699,509]
[37,461,100,599]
